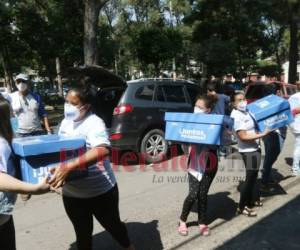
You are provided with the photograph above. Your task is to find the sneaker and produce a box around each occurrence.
[178,221,188,236]
[199,224,210,236]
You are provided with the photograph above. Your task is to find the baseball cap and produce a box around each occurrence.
[16,73,29,81]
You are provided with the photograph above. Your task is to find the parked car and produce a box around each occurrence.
[109,78,203,163]
[245,81,297,104]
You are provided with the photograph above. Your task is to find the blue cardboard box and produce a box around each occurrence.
[12,135,86,184]
[247,94,294,132]
[164,113,233,145]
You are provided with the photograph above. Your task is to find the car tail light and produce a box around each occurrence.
[110,133,123,140]
[113,104,133,115]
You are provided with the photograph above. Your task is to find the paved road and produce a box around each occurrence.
[14,131,300,249]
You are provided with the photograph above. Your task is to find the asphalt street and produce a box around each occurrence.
[14,131,300,250]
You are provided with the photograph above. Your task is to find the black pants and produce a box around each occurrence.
[63,185,130,250]
[0,216,16,250]
[180,151,218,225]
[239,150,261,209]
[262,131,282,184]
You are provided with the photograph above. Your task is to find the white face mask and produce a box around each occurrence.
[16,82,28,92]
[237,101,247,112]
[194,106,205,113]
[64,103,81,121]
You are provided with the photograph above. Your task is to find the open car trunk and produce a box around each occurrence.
[63,65,126,128]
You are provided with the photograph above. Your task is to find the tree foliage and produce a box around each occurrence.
[0,0,299,84]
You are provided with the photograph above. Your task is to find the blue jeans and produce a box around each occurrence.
[292,134,300,174]
[262,131,284,184]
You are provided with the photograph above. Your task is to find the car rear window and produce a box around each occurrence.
[186,86,200,104]
[162,85,187,103]
[246,84,276,99]
[135,85,155,101]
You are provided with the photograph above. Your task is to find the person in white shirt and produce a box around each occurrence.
[10,73,52,137]
[230,92,271,217]
[48,84,134,250]
[178,95,218,237]
[288,82,300,176]
[0,96,49,250]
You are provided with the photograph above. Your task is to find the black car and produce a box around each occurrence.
[110,78,202,163]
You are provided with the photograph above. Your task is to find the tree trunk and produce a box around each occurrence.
[56,57,63,97]
[275,52,282,81]
[84,0,108,66]
[288,15,299,84]
[154,63,160,77]
[0,48,13,92]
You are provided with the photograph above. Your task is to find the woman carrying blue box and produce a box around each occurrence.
[230,92,271,217]
[178,94,219,237]
[0,96,50,250]
[48,84,134,250]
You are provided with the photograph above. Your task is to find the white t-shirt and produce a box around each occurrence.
[58,113,116,198]
[230,109,260,153]
[0,137,17,224]
[289,92,300,134]
[187,144,218,181]
[10,92,43,134]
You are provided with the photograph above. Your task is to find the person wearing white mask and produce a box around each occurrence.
[230,92,271,217]
[49,84,135,250]
[178,95,218,237]
[9,73,52,137]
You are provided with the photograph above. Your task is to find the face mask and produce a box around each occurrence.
[64,103,81,121]
[16,82,28,92]
[237,101,247,112]
[194,106,206,113]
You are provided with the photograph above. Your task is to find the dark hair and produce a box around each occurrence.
[230,92,245,103]
[196,94,218,111]
[0,95,13,144]
[68,75,98,113]
[207,82,216,92]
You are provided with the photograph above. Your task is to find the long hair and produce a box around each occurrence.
[0,95,13,144]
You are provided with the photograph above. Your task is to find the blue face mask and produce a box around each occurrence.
[10,117,18,133]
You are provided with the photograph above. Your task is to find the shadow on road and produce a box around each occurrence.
[69,220,163,250]
[216,195,300,250]
[285,157,293,167]
[187,191,237,227]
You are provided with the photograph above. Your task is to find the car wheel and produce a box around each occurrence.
[140,129,168,164]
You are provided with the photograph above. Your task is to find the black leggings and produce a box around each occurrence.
[239,150,261,209]
[0,216,16,250]
[180,167,218,225]
[63,185,131,250]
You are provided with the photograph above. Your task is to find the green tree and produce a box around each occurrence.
[134,26,183,76]
[187,0,269,78]
[259,0,299,83]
